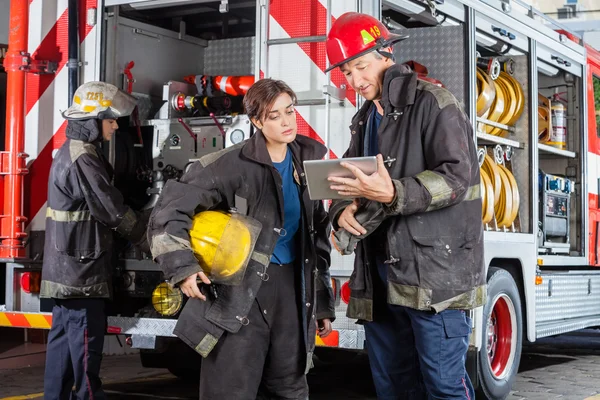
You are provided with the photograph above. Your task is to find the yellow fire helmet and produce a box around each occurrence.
[189,210,261,285]
[62,81,137,121]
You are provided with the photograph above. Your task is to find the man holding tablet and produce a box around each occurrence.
[325,12,485,400]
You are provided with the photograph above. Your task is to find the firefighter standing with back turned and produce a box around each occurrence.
[325,13,486,399]
[41,82,149,400]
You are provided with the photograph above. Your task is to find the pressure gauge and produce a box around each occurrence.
[230,129,245,144]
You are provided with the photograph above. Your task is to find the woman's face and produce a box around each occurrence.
[253,93,297,146]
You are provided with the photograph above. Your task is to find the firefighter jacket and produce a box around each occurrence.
[41,119,147,299]
[147,131,335,368]
[330,63,486,320]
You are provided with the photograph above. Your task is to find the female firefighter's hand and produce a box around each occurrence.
[180,271,211,301]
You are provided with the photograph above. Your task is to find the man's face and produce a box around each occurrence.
[102,119,118,141]
[340,49,393,101]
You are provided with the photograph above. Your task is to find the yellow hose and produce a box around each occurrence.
[479,154,520,228]
[482,155,501,205]
[480,168,495,224]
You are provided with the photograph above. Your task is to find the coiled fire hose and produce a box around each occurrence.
[480,154,520,228]
[476,60,525,137]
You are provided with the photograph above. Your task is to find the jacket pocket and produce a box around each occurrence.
[174,297,225,358]
[412,235,474,249]
[53,219,107,260]
[412,235,476,291]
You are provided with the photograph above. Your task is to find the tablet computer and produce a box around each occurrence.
[303,156,378,200]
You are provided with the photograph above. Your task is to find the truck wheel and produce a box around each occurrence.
[477,267,523,399]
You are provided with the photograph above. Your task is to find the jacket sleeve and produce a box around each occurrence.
[74,153,146,243]
[147,161,223,286]
[384,103,474,216]
[313,199,335,322]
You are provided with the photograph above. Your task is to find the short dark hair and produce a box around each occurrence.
[243,79,298,123]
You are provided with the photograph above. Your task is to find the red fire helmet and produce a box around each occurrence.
[325,12,409,72]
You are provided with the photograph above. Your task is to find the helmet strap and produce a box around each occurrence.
[377,48,395,62]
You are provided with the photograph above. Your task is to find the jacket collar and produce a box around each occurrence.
[354,63,418,123]
[241,130,327,168]
[66,119,102,143]
[381,63,418,109]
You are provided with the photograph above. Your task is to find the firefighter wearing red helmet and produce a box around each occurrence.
[327,12,484,399]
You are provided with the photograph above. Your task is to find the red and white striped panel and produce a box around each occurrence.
[268,0,361,273]
[267,0,359,160]
[25,0,99,231]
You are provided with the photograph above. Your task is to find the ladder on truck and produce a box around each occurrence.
[255,0,349,161]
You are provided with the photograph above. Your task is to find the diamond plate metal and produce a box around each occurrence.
[203,37,255,76]
[395,25,466,105]
[105,316,368,349]
[537,317,600,339]
[331,276,364,332]
[131,334,157,349]
[357,329,366,348]
[338,328,365,350]
[329,276,365,350]
[536,272,600,338]
[107,317,177,337]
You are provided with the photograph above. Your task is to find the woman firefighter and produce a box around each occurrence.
[148,78,335,399]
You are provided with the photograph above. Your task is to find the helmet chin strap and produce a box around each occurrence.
[376,40,396,61]
[377,48,395,61]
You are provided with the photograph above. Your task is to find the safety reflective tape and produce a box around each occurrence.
[416,170,453,211]
[0,312,53,329]
[250,251,270,267]
[315,330,340,347]
[464,184,481,202]
[219,76,228,93]
[46,207,92,222]
[150,233,192,258]
[1,393,44,400]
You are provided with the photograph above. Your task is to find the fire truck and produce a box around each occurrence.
[1,0,600,398]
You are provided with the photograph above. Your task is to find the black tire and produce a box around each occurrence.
[476,267,523,400]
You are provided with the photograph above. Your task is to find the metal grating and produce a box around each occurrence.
[395,25,467,105]
[536,272,600,338]
[107,317,177,337]
[203,37,255,76]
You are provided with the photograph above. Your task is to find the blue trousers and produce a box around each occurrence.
[364,261,475,400]
[43,299,106,400]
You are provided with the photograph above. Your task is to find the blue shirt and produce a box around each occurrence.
[365,107,386,255]
[271,149,301,264]
[364,106,383,157]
